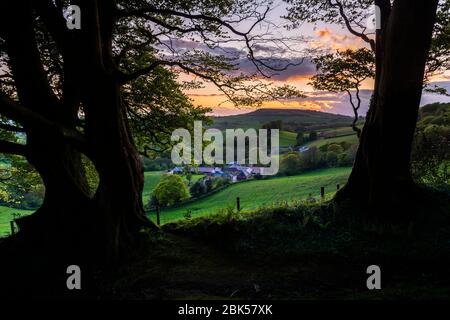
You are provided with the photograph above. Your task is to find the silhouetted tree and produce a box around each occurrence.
[310,48,375,137]
[286,0,444,216]
[309,131,318,141]
[0,0,301,260]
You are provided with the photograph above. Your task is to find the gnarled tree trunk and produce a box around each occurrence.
[338,0,439,217]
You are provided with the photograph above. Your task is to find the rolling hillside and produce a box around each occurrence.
[212,108,353,131]
[148,167,351,224]
[307,134,359,148]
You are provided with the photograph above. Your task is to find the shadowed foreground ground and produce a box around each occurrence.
[1,188,450,300]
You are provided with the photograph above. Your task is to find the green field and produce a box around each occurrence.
[1,167,351,236]
[319,126,361,137]
[148,167,351,224]
[279,130,297,146]
[307,134,359,148]
[142,171,204,204]
[0,206,32,237]
[143,171,166,204]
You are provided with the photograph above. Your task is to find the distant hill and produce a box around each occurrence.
[211,108,354,131]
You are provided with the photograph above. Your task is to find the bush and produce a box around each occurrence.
[152,174,190,206]
[214,177,230,188]
[205,178,214,192]
[325,151,339,167]
[299,147,320,170]
[411,124,450,185]
[280,153,302,175]
[190,179,207,197]
[296,131,305,146]
[309,131,318,141]
[327,143,344,154]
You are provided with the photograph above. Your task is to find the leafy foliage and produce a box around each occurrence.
[0,155,43,209]
[152,174,190,206]
[412,103,450,185]
[124,66,211,155]
[310,48,375,135]
[310,48,375,93]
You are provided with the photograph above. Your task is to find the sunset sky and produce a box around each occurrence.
[173,3,450,117]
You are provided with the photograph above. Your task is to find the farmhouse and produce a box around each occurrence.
[194,167,216,175]
[168,163,266,182]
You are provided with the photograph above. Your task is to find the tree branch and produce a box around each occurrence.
[346,89,362,138]
[0,92,88,152]
[117,5,301,77]
[33,0,69,52]
[0,123,24,132]
[0,139,27,156]
[329,0,376,51]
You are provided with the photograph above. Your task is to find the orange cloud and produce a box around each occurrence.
[311,28,369,51]
[243,99,337,114]
[283,74,315,82]
[316,29,331,38]
[190,93,339,116]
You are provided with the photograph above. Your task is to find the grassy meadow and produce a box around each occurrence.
[307,134,358,148]
[0,206,33,238]
[148,167,351,224]
[0,167,351,236]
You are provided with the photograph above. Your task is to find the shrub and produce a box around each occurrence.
[190,179,207,197]
[327,143,344,154]
[280,153,302,175]
[152,174,190,206]
[309,131,318,141]
[325,151,339,167]
[205,178,214,192]
[412,124,450,185]
[214,177,230,188]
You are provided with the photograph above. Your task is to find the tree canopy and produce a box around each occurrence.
[310,48,375,136]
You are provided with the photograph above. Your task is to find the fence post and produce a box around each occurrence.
[320,187,325,200]
[156,206,160,226]
[10,221,15,235]
[337,184,340,191]
[236,197,241,211]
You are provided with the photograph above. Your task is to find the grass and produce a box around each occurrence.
[0,171,205,237]
[148,167,351,224]
[142,171,204,204]
[279,130,297,147]
[0,206,33,237]
[0,167,350,236]
[319,126,361,137]
[142,171,165,204]
[307,134,359,148]
[101,185,450,299]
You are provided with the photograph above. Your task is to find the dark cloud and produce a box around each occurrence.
[235,57,316,81]
[159,39,315,81]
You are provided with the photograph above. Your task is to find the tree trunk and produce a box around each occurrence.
[69,1,159,261]
[2,0,94,247]
[1,0,156,263]
[338,0,439,217]
[84,74,156,261]
[17,130,92,241]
